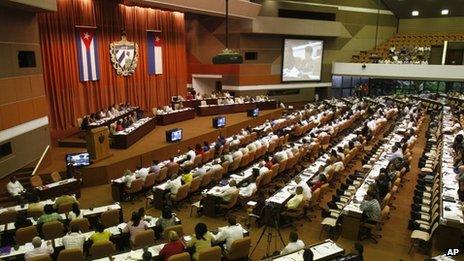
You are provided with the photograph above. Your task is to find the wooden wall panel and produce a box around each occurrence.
[32,96,48,118]
[0,103,21,129]
[18,99,36,123]
[30,75,45,96]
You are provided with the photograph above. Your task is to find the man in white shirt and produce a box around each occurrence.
[186,147,196,163]
[122,170,136,188]
[214,216,244,251]
[274,150,288,163]
[6,176,25,198]
[220,180,239,203]
[223,153,234,164]
[389,145,403,161]
[164,174,182,196]
[134,166,149,182]
[150,160,161,175]
[259,162,269,175]
[281,231,305,255]
[232,150,243,160]
[291,176,312,200]
[24,237,54,260]
[62,224,85,250]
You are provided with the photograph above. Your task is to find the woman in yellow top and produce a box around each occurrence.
[89,222,112,244]
[187,223,214,260]
[181,168,193,185]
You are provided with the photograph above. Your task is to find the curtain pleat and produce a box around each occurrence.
[38,0,187,130]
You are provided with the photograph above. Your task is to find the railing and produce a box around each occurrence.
[31,145,51,176]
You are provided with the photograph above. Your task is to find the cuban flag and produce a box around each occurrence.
[76,27,100,82]
[147,31,163,75]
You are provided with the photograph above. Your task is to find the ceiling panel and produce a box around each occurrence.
[382,0,464,18]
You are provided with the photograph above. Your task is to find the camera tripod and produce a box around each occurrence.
[250,204,285,258]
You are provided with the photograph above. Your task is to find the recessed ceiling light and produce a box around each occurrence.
[411,10,419,16]
[441,9,449,15]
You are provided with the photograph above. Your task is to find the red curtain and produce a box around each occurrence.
[38,0,187,130]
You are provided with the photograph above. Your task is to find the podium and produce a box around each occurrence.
[86,126,112,161]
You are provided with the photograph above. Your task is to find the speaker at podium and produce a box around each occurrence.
[86,126,113,161]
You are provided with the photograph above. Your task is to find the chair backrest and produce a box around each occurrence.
[15,225,38,245]
[193,155,202,167]
[167,163,179,177]
[278,160,287,173]
[152,108,157,116]
[189,176,202,194]
[211,169,223,182]
[310,188,322,207]
[42,221,65,240]
[202,151,211,164]
[220,161,230,175]
[27,207,44,219]
[30,175,43,187]
[69,218,90,232]
[90,241,116,258]
[270,164,279,179]
[76,118,83,128]
[167,252,190,261]
[229,157,241,172]
[143,173,156,188]
[381,206,390,222]
[200,171,212,187]
[198,246,222,261]
[157,167,168,183]
[50,171,62,182]
[223,191,239,209]
[227,237,251,260]
[261,171,272,186]
[0,209,17,224]
[101,209,121,228]
[57,202,74,214]
[163,225,184,239]
[133,229,155,249]
[127,178,144,194]
[57,248,84,261]
[174,184,190,202]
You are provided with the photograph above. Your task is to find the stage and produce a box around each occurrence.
[39,109,283,187]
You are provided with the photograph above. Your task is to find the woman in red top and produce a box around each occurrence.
[195,144,205,157]
[159,230,185,261]
[311,173,327,192]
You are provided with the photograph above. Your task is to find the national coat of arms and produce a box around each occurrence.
[110,34,138,76]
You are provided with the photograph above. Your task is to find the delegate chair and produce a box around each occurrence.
[125,178,144,200]
[217,191,239,215]
[90,241,116,258]
[167,164,179,178]
[57,202,74,214]
[0,209,17,224]
[163,225,184,239]
[198,246,222,261]
[156,167,168,184]
[30,175,43,188]
[42,221,65,240]
[50,171,62,182]
[168,252,190,261]
[57,249,84,261]
[15,226,38,245]
[101,209,120,228]
[224,237,251,260]
[29,256,52,261]
[143,174,156,191]
[171,184,190,203]
[69,218,90,232]
[189,176,202,195]
[200,171,213,188]
[133,229,155,249]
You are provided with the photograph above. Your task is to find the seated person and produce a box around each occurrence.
[37,204,63,224]
[311,173,327,191]
[187,223,214,261]
[219,180,239,204]
[154,207,177,239]
[24,236,54,260]
[181,167,193,185]
[164,174,182,196]
[122,169,136,189]
[239,176,257,198]
[186,147,196,162]
[150,160,161,175]
[6,176,26,203]
[90,222,112,244]
[159,231,186,261]
[285,187,304,210]
[291,176,312,200]
[336,242,364,261]
[203,141,210,152]
[67,202,82,220]
[359,191,381,223]
[54,194,77,210]
[195,144,204,157]
[303,248,314,261]
[376,173,391,199]
[135,166,149,182]
[281,231,305,255]
[62,224,85,250]
[15,211,33,229]
[122,212,149,244]
[214,216,244,251]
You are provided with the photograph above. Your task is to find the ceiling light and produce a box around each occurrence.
[441,9,449,15]
[411,10,419,16]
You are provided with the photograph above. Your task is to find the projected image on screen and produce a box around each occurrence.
[282,39,323,82]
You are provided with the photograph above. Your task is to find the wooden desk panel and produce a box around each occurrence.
[156,109,195,125]
[111,118,156,149]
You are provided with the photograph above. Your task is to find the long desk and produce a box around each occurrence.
[435,109,464,250]
[87,107,139,129]
[269,239,345,261]
[156,108,195,125]
[111,117,156,149]
[171,98,218,109]
[197,101,277,116]
[35,178,81,199]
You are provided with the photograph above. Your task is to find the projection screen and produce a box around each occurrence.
[282,39,323,82]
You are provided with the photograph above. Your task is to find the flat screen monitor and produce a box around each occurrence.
[65,152,90,167]
[282,38,323,82]
[248,108,259,118]
[166,128,183,142]
[213,116,226,128]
